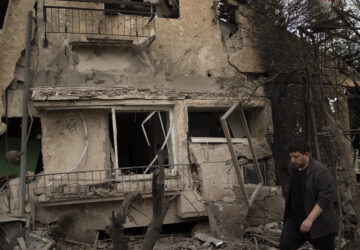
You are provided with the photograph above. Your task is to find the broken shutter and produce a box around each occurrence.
[220,101,264,208]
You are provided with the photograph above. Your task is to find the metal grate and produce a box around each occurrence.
[43,6,155,39]
[28,164,189,203]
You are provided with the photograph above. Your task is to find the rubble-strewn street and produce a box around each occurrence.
[4,220,358,249]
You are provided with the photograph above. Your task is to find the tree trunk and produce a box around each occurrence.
[112,192,141,250]
[141,150,174,250]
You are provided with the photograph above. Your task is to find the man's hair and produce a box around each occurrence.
[288,140,310,154]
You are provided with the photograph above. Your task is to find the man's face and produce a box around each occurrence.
[289,151,309,169]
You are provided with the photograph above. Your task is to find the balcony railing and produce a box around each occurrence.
[43,6,155,39]
[28,164,189,203]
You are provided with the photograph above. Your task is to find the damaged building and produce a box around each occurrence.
[0,0,358,248]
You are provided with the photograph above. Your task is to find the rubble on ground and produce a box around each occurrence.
[1,219,354,250]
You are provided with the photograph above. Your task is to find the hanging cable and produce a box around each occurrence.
[25,105,33,147]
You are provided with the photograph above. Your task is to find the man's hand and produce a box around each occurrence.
[300,217,313,233]
[300,204,323,233]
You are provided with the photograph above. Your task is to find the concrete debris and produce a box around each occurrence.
[233,184,285,226]
[191,222,211,236]
[244,222,283,248]
[194,233,224,248]
[0,219,353,250]
[0,214,26,249]
[17,237,27,250]
[207,201,247,240]
[25,232,54,250]
[243,222,349,250]
[337,237,348,249]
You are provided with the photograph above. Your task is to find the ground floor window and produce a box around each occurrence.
[188,106,264,140]
[109,109,174,173]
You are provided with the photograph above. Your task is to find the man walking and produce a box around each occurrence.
[279,141,338,250]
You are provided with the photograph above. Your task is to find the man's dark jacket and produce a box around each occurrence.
[284,158,338,239]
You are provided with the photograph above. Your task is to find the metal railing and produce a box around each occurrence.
[43,6,156,39]
[28,164,189,203]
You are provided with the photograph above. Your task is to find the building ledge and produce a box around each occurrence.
[36,191,181,207]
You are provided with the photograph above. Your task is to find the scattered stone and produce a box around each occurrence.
[25,232,54,250]
[194,233,223,248]
[207,201,248,240]
[191,222,211,236]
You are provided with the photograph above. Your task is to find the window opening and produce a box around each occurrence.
[188,107,264,140]
[217,0,238,38]
[188,107,247,138]
[109,111,171,173]
[243,162,267,185]
[188,111,226,138]
[0,117,42,177]
[0,0,9,30]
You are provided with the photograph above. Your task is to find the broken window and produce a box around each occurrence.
[109,110,174,173]
[104,0,179,18]
[188,107,247,139]
[188,107,264,142]
[0,0,9,30]
[216,0,238,38]
[188,109,226,138]
[243,162,267,185]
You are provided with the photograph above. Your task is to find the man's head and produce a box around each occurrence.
[288,141,310,170]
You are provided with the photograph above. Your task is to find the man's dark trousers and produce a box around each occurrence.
[279,217,336,250]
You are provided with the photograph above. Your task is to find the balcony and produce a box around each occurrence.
[28,164,188,206]
[43,5,156,48]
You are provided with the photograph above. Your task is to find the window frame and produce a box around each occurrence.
[110,106,177,174]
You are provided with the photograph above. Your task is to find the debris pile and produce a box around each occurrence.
[243,222,283,249]
[1,215,357,250]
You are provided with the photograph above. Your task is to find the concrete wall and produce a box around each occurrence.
[189,141,272,202]
[0,0,36,134]
[32,0,265,92]
[41,110,111,174]
[0,0,277,230]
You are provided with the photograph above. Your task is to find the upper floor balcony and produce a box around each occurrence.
[43,3,156,48]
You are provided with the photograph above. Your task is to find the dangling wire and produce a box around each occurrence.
[25,105,34,146]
